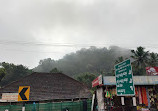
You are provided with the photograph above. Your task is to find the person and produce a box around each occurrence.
[32,102,36,111]
[96,105,98,111]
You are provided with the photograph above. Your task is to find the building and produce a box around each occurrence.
[0,72,91,103]
[92,75,158,111]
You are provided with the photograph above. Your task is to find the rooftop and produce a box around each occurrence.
[0,72,91,101]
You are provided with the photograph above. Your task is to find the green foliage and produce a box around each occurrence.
[0,68,6,82]
[130,46,158,75]
[0,62,32,86]
[1,45,158,88]
[33,46,131,77]
[115,56,124,64]
[50,68,62,73]
[75,72,97,89]
[131,46,149,67]
[148,52,158,67]
[113,46,158,76]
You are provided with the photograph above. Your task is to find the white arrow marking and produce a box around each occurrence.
[130,86,133,91]
[129,78,133,83]
[129,70,132,75]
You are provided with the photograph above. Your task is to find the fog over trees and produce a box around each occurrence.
[33,46,131,77]
[1,46,158,87]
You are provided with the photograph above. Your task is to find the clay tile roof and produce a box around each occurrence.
[0,72,91,101]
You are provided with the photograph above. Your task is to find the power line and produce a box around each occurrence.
[0,47,157,54]
[0,40,158,48]
[0,40,158,47]
[0,40,110,47]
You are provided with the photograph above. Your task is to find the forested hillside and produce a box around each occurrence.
[33,46,131,77]
[0,46,157,87]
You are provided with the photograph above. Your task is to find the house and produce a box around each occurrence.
[0,72,91,102]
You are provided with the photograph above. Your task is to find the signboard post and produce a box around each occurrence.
[114,59,135,96]
[18,86,30,111]
[146,67,158,75]
[1,93,18,102]
[92,75,103,87]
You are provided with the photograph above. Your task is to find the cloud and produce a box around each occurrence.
[0,0,158,67]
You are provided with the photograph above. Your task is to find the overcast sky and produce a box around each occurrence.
[0,0,158,68]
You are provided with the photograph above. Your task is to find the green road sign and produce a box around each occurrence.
[114,59,135,96]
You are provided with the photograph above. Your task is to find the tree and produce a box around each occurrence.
[148,52,158,67]
[34,46,131,77]
[0,62,32,86]
[50,68,62,73]
[110,56,125,75]
[115,56,124,64]
[75,72,97,89]
[131,46,149,75]
[34,58,56,72]
[0,68,6,83]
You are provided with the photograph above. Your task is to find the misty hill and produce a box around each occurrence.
[33,46,131,77]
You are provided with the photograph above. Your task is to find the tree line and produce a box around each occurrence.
[0,62,32,87]
[33,46,131,76]
[0,46,157,88]
[115,46,158,75]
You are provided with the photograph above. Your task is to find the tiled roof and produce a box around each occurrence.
[0,72,91,101]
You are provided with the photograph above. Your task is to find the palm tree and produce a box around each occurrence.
[131,46,149,75]
[148,52,158,67]
[115,56,124,64]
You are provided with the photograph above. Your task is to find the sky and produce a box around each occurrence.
[0,0,158,68]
